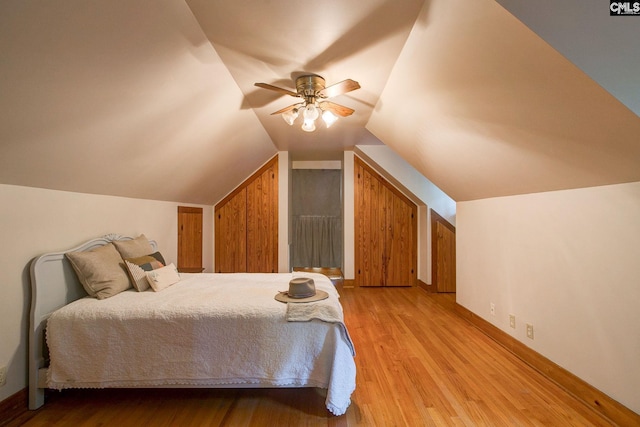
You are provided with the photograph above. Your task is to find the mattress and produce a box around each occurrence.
[45,272,356,415]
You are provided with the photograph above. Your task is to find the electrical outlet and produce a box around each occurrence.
[509,314,516,329]
[0,365,7,387]
[526,323,534,339]
[490,303,496,316]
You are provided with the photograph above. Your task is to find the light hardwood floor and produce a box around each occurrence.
[11,286,614,426]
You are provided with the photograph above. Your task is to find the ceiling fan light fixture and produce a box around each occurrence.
[303,103,319,121]
[301,118,316,132]
[282,108,298,125]
[300,103,320,132]
[322,110,338,128]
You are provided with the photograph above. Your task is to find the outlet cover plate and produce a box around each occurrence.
[0,365,6,387]
[526,323,534,339]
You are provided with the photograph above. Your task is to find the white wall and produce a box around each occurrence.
[278,151,290,272]
[343,152,355,280]
[0,184,213,402]
[456,181,640,414]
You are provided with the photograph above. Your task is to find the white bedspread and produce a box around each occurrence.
[46,272,356,415]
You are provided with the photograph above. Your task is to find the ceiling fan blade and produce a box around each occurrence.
[270,104,302,115]
[318,101,355,117]
[318,79,361,98]
[254,83,299,97]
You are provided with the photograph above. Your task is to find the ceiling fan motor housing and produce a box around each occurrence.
[296,75,326,103]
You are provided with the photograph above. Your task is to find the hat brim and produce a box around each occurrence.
[275,290,329,303]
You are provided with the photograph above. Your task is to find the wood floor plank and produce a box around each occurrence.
[11,287,618,426]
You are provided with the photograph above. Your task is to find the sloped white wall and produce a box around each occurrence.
[457,181,640,414]
[356,145,456,224]
[367,0,640,202]
[0,0,276,205]
[496,0,640,116]
[0,184,213,402]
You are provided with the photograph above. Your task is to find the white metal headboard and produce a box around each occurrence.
[28,234,157,409]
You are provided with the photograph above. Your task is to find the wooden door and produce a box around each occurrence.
[355,157,416,287]
[215,189,247,272]
[178,206,203,272]
[214,156,278,273]
[355,167,384,286]
[386,192,416,286]
[432,209,456,293]
[246,161,278,273]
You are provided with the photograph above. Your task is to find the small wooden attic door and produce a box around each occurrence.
[177,206,203,273]
[354,157,417,287]
[431,209,456,293]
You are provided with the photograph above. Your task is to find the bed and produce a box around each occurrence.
[29,234,356,415]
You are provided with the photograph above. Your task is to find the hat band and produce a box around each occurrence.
[288,291,315,298]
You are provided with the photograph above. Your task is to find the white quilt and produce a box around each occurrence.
[46,272,356,415]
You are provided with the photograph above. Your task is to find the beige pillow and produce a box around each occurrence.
[146,263,181,292]
[65,243,131,299]
[112,234,153,259]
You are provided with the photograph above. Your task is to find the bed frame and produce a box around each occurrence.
[28,234,158,410]
[29,234,333,411]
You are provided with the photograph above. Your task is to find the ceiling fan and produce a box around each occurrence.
[254,75,360,132]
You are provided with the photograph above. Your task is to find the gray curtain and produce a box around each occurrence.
[291,169,342,268]
[292,215,342,267]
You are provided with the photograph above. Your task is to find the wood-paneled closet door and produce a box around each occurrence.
[431,209,456,293]
[215,190,247,273]
[246,161,278,272]
[215,156,278,273]
[355,157,417,287]
[177,206,203,273]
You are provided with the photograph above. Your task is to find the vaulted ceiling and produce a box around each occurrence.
[1,0,638,205]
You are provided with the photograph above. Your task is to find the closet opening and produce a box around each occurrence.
[290,167,343,283]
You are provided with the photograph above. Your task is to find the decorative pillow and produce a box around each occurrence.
[146,263,181,292]
[124,252,166,291]
[65,243,131,299]
[112,234,153,259]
